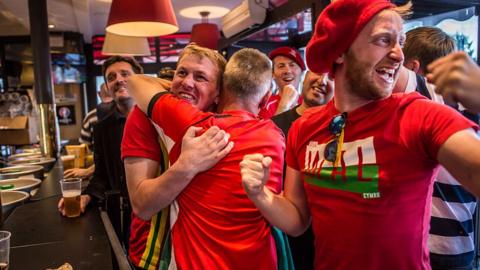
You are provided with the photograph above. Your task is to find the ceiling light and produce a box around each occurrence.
[102,32,151,56]
[106,0,178,37]
[48,24,55,29]
[190,12,220,50]
[180,6,230,19]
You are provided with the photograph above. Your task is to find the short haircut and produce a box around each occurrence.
[178,44,227,90]
[223,48,272,100]
[403,26,456,71]
[102,55,143,81]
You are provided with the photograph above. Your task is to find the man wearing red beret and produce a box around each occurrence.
[241,0,480,269]
[258,46,305,118]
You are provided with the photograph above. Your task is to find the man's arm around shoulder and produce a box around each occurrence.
[127,75,171,113]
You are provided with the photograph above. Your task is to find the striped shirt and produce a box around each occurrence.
[79,109,98,150]
[406,69,478,268]
[429,170,476,267]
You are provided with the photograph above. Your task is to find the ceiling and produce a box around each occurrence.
[0,0,479,44]
[0,0,242,42]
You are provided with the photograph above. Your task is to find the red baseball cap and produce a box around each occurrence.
[306,0,396,74]
[268,46,306,71]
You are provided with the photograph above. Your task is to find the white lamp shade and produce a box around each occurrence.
[102,32,151,56]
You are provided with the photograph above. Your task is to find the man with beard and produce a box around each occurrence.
[271,71,333,270]
[121,45,233,269]
[240,1,480,269]
[127,48,284,270]
[273,71,333,135]
[259,46,305,118]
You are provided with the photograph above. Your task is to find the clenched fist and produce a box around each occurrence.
[427,51,480,113]
[240,154,272,197]
[276,84,300,114]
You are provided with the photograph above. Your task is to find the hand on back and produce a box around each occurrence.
[178,125,234,174]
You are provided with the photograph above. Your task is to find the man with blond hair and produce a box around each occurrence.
[121,44,232,269]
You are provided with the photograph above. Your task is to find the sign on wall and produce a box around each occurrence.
[57,105,76,125]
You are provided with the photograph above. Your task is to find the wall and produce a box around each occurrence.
[54,83,84,142]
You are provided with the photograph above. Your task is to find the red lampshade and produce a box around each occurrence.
[106,0,179,37]
[190,23,220,50]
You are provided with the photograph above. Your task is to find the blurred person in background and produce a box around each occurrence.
[64,83,113,179]
[400,26,477,270]
[157,66,175,81]
[58,56,143,253]
[259,46,306,118]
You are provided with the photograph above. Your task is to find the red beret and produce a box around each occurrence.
[268,46,306,71]
[306,0,396,74]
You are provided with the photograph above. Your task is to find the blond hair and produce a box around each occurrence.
[223,48,272,100]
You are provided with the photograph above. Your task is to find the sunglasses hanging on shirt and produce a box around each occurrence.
[324,112,347,167]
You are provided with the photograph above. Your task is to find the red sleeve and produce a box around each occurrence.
[400,98,478,161]
[286,116,302,170]
[121,106,161,161]
[258,95,280,119]
[150,93,206,142]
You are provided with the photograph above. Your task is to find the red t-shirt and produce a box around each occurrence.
[150,93,284,270]
[122,106,163,162]
[258,94,302,119]
[286,92,478,270]
[121,106,168,269]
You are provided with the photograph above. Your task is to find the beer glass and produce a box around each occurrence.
[59,178,82,218]
[0,231,11,270]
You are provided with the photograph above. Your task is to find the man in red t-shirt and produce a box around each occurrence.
[121,45,233,269]
[259,46,306,119]
[127,48,284,269]
[240,1,480,270]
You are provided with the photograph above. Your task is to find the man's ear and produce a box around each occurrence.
[404,59,420,74]
[259,89,272,110]
[335,54,345,64]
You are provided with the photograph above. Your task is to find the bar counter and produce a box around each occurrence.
[1,163,113,269]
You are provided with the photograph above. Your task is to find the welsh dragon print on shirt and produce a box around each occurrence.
[303,136,380,199]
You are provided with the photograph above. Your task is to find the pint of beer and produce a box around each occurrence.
[60,178,82,218]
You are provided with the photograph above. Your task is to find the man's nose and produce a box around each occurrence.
[181,73,195,88]
[390,42,404,63]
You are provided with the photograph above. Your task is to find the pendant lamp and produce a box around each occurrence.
[102,32,151,56]
[190,11,220,50]
[106,0,179,37]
